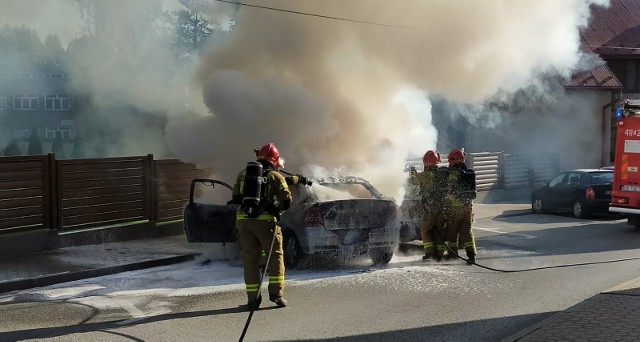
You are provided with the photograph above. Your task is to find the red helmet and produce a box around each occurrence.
[447,149,465,165]
[256,143,282,168]
[423,150,440,167]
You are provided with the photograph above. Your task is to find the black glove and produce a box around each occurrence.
[298,175,312,186]
[285,176,297,186]
[285,174,312,186]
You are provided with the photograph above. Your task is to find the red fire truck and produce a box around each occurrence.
[610,99,640,227]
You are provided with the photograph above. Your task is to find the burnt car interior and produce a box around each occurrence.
[184,179,237,243]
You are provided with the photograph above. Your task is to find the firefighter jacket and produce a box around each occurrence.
[410,166,447,210]
[445,163,477,207]
[232,165,293,222]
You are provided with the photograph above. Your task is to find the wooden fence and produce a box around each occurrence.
[0,154,208,235]
[2,151,559,235]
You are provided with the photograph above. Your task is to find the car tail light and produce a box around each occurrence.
[586,187,596,199]
[303,207,324,227]
[612,196,629,205]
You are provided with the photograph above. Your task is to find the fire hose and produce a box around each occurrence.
[278,168,313,186]
[432,223,640,273]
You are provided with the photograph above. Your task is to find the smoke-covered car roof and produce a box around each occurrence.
[310,176,385,200]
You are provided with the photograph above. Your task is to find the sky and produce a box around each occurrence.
[1,0,612,200]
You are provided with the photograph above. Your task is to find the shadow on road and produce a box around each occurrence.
[277,312,555,342]
[0,306,555,342]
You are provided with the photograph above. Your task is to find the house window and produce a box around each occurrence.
[0,96,6,110]
[44,95,70,110]
[46,73,67,79]
[14,126,32,139]
[13,73,34,79]
[58,125,72,139]
[13,95,38,110]
[45,126,58,140]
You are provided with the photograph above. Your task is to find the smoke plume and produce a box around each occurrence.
[166,0,609,199]
[2,0,611,199]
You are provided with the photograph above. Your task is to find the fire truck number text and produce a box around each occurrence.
[625,129,640,137]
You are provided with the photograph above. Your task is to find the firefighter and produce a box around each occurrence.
[231,143,306,310]
[443,149,477,265]
[410,150,447,261]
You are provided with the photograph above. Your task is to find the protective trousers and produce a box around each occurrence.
[237,219,285,301]
[420,207,444,258]
[444,205,476,257]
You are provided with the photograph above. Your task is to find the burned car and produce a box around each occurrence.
[399,178,422,242]
[184,176,400,269]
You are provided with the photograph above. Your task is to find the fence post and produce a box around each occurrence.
[147,154,157,223]
[45,154,54,229]
[49,153,61,230]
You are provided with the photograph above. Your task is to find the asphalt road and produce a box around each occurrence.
[2,212,640,341]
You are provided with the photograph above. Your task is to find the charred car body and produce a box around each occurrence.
[184,176,399,268]
[399,177,422,242]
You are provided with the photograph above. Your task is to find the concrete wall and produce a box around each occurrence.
[475,187,532,204]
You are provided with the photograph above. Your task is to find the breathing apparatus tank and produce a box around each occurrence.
[241,161,266,216]
[461,169,477,200]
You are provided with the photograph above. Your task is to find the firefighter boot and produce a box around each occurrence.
[466,252,476,266]
[247,293,262,311]
[270,295,288,308]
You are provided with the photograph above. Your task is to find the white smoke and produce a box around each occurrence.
[166,0,609,200]
[2,0,612,199]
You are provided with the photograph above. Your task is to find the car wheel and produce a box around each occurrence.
[283,232,302,269]
[573,200,590,219]
[531,197,544,213]
[370,249,393,265]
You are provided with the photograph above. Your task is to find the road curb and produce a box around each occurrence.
[494,210,533,218]
[0,253,199,295]
[603,275,640,295]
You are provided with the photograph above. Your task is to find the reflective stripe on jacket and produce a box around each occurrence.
[236,213,277,222]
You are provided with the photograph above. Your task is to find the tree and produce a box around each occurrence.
[171,9,213,60]
[3,140,22,156]
[51,134,66,159]
[72,134,86,159]
[44,34,65,65]
[0,26,47,64]
[72,0,168,57]
[27,128,43,155]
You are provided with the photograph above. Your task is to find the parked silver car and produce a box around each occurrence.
[184,176,400,269]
